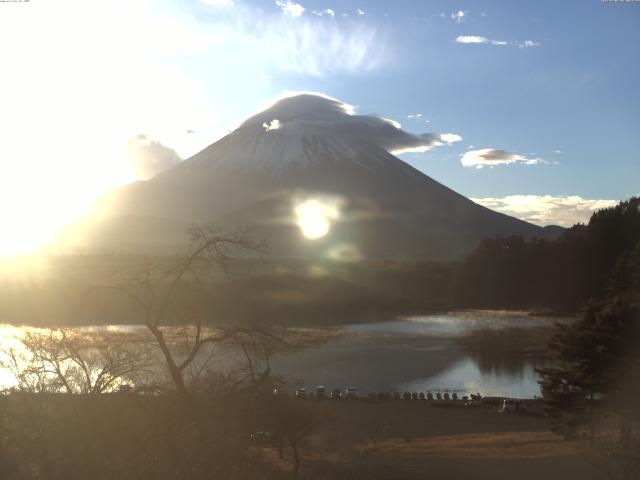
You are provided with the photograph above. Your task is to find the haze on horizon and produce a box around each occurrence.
[0,0,638,255]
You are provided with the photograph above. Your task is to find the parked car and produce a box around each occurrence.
[315,386,326,399]
[295,388,308,399]
[330,389,342,399]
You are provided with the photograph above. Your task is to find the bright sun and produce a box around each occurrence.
[0,1,204,256]
[295,199,340,239]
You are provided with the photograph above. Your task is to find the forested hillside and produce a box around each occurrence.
[454,197,640,312]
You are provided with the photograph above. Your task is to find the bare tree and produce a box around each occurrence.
[93,225,286,397]
[1,328,151,394]
[257,393,321,480]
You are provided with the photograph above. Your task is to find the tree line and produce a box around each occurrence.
[453,197,640,312]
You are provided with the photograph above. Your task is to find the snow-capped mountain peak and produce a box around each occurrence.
[168,93,461,176]
[69,93,556,260]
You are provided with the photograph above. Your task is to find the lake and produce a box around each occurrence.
[270,310,570,398]
[0,311,570,398]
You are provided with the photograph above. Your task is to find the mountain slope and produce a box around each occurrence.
[67,94,559,260]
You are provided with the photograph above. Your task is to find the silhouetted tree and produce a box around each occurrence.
[455,197,640,312]
[94,225,287,396]
[1,328,151,394]
[538,242,640,445]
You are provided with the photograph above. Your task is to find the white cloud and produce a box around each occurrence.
[451,10,468,24]
[191,5,390,77]
[456,35,488,44]
[312,8,335,17]
[262,119,281,131]
[456,35,540,48]
[275,0,305,17]
[519,40,539,48]
[127,134,182,180]
[389,131,462,154]
[472,195,619,227]
[357,9,366,16]
[461,148,541,168]
[440,133,463,143]
[261,18,387,75]
[407,113,423,118]
[240,92,461,155]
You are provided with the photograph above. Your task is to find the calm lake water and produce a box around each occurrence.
[270,311,569,399]
[0,311,570,398]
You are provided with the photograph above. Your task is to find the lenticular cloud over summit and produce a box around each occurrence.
[240,93,461,155]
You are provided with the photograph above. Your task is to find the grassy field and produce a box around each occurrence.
[262,400,600,480]
[0,391,618,479]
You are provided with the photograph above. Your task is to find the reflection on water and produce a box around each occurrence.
[0,325,26,389]
[1,311,570,398]
[397,353,549,399]
[271,311,568,398]
[0,324,244,392]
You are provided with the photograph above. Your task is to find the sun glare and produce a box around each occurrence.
[295,198,340,239]
[0,1,211,256]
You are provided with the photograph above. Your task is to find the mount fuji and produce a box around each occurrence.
[69,94,559,260]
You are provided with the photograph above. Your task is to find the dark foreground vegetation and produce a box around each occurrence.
[0,388,608,480]
[537,245,640,445]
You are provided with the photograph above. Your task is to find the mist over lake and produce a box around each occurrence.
[0,310,561,397]
[270,310,568,398]
[1,310,566,398]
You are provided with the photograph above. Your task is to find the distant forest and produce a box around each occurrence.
[453,197,640,312]
[2,198,638,327]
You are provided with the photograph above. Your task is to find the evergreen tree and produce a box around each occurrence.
[537,246,640,445]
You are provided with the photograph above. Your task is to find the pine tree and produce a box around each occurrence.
[537,246,640,445]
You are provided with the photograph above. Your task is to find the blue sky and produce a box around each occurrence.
[233,0,639,201]
[0,0,638,251]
